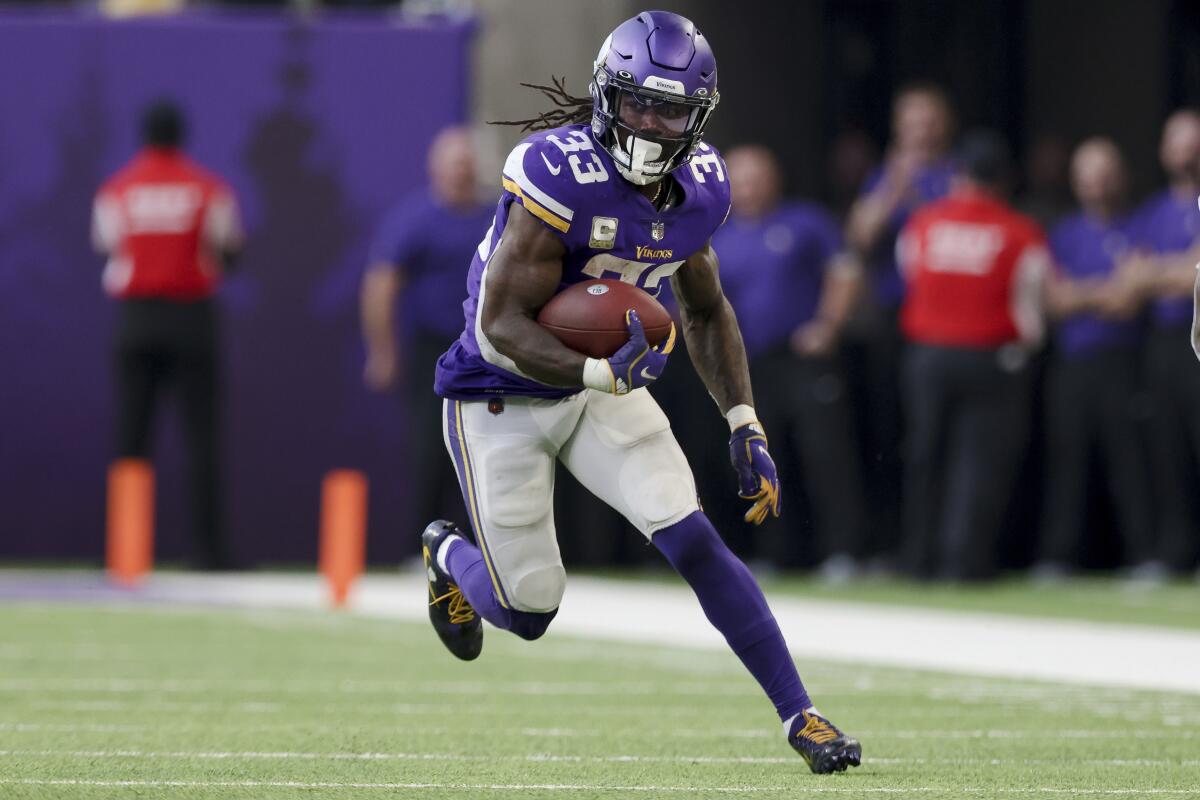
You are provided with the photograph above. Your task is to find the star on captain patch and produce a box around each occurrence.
[651,221,665,241]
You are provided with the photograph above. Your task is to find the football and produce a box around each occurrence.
[536,279,673,359]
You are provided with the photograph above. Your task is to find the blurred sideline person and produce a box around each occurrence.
[1130,109,1200,575]
[360,126,490,542]
[843,83,957,560]
[92,100,244,569]
[897,130,1048,581]
[423,12,861,773]
[1035,139,1154,578]
[714,145,867,578]
[1017,134,1073,230]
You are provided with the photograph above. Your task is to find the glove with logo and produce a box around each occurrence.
[582,309,676,395]
[729,419,781,525]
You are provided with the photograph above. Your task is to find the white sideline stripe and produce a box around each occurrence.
[1,750,1198,768]
[0,723,1192,740]
[7,571,1200,695]
[3,780,1200,794]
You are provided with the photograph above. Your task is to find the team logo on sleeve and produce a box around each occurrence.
[651,221,665,241]
[590,216,618,250]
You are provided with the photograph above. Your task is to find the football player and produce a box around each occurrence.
[422,11,860,774]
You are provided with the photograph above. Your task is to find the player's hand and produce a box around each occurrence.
[790,319,838,358]
[364,347,400,391]
[729,420,781,525]
[585,309,676,395]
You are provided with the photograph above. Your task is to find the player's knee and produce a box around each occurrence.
[508,563,566,614]
[508,607,558,641]
[620,435,698,533]
[652,511,727,575]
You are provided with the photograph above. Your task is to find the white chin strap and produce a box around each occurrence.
[614,136,667,186]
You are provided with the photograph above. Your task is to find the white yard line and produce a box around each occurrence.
[0,721,1191,740]
[5,571,1200,695]
[0,749,1197,768]
[2,779,1199,794]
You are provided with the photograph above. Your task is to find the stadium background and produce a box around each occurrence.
[1,0,1198,570]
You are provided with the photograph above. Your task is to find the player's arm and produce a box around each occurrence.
[673,241,779,524]
[479,204,588,387]
[203,187,245,271]
[91,191,122,256]
[1192,266,1200,362]
[1149,242,1200,296]
[360,262,405,390]
[671,241,752,412]
[845,155,917,256]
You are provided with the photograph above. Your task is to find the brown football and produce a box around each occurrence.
[536,279,673,359]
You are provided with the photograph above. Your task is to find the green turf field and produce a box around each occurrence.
[1,603,1198,799]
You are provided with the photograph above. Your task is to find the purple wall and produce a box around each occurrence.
[0,10,474,566]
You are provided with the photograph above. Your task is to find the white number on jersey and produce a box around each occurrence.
[547,130,609,185]
[689,143,725,184]
[582,254,684,296]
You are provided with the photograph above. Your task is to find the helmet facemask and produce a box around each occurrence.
[590,67,718,185]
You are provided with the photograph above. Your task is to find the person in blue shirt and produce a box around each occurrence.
[1128,109,1200,576]
[714,145,867,579]
[360,126,496,547]
[843,83,958,559]
[1035,138,1154,578]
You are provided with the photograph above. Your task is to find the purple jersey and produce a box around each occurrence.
[369,191,496,339]
[1049,211,1141,356]
[434,124,731,399]
[1130,188,1200,327]
[859,158,957,307]
[713,203,843,358]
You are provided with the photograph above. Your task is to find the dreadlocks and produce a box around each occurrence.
[490,76,592,133]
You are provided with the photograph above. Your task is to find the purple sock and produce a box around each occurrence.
[653,511,811,723]
[443,536,556,641]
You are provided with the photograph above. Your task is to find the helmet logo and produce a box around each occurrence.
[643,75,686,95]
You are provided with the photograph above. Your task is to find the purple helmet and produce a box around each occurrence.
[589,11,719,185]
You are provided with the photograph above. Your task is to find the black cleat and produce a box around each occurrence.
[788,710,862,774]
[422,520,482,661]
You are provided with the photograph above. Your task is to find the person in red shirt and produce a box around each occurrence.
[92,100,244,570]
[896,130,1049,580]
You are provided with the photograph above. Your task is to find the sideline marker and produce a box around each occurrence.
[319,469,368,607]
[106,459,155,586]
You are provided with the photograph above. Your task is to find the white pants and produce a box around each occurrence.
[442,389,699,613]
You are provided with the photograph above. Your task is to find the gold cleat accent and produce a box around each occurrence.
[430,584,477,625]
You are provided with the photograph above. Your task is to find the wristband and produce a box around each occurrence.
[582,357,615,393]
[725,404,758,431]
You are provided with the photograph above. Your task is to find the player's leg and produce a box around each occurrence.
[559,389,860,774]
[1094,351,1155,568]
[408,334,469,543]
[424,395,582,657]
[938,357,1031,580]
[1036,357,1092,573]
[790,355,868,574]
[1145,331,1196,573]
[114,343,162,461]
[176,344,227,570]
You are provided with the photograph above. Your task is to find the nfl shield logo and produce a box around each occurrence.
[651,221,665,241]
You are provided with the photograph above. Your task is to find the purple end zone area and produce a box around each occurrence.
[0,10,473,566]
